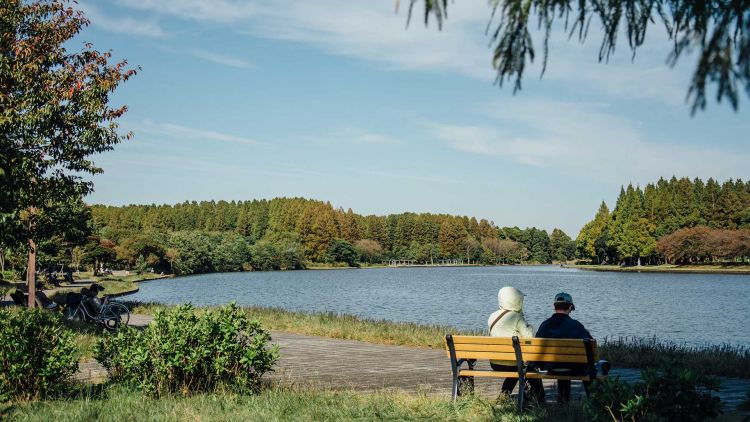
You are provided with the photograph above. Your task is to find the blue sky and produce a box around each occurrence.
[80,1,750,236]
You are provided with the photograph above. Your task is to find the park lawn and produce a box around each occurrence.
[6,384,584,422]
[126,303,750,379]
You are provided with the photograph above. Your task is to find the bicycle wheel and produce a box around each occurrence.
[108,302,130,327]
[98,304,121,331]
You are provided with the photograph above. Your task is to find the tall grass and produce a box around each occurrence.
[599,336,750,378]
[127,301,481,349]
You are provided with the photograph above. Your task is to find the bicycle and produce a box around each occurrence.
[68,295,130,331]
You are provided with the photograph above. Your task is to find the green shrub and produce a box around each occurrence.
[95,303,278,396]
[0,308,79,400]
[585,364,722,421]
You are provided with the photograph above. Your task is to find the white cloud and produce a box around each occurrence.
[113,0,696,105]
[135,120,262,146]
[116,0,262,23]
[188,49,254,69]
[80,2,166,38]
[338,126,400,145]
[430,98,750,183]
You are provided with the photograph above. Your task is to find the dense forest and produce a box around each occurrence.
[0,198,576,277]
[576,177,750,265]
[4,177,748,279]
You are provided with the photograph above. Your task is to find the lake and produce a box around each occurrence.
[127,265,750,346]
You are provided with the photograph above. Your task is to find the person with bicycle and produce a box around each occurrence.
[82,283,106,316]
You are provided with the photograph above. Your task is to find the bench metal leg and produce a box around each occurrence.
[447,335,460,401]
[512,336,525,412]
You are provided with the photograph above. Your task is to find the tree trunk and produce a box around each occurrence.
[27,239,36,308]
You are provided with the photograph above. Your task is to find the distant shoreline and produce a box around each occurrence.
[563,263,750,275]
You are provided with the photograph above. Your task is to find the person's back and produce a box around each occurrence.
[81,284,104,316]
[535,313,591,339]
[535,292,592,403]
[487,286,541,399]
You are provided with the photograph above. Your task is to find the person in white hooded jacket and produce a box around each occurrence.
[487,286,543,400]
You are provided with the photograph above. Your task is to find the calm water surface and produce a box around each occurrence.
[128,266,750,346]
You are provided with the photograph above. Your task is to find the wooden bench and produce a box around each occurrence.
[445,335,609,410]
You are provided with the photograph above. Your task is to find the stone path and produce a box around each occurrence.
[76,314,750,411]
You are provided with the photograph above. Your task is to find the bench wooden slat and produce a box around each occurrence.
[452,351,590,363]
[452,344,591,355]
[525,373,598,381]
[449,344,517,353]
[451,336,515,345]
[458,370,518,378]
[457,369,602,382]
[451,336,597,349]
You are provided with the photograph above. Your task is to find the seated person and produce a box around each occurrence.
[488,286,544,402]
[535,292,593,403]
[10,289,28,306]
[35,291,58,310]
[82,283,105,316]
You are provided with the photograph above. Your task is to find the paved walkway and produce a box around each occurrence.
[75,314,750,411]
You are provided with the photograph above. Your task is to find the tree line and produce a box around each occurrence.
[576,177,750,265]
[1,198,578,277]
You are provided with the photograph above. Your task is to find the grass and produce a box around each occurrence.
[566,263,750,274]
[4,384,588,422]
[599,336,750,379]
[62,319,102,359]
[125,302,750,379]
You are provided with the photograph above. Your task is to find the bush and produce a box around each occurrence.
[0,308,79,400]
[585,364,722,421]
[95,303,278,396]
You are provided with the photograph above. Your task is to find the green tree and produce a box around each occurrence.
[576,202,612,263]
[210,233,251,273]
[549,228,575,262]
[519,227,551,263]
[168,231,213,275]
[410,0,750,113]
[326,238,358,267]
[1,0,136,306]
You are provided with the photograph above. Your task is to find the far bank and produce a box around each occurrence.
[564,263,750,275]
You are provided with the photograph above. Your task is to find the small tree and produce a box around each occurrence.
[354,239,383,264]
[326,238,359,267]
[1,0,137,306]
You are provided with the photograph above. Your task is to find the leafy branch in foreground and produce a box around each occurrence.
[407,0,750,113]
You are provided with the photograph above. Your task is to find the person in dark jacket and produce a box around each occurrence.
[535,292,593,403]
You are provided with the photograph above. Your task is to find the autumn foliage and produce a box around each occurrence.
[657,227,750,264]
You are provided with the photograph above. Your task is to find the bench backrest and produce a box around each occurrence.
[446,335,598,365]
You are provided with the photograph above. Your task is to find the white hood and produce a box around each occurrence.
[498,286,524,312]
